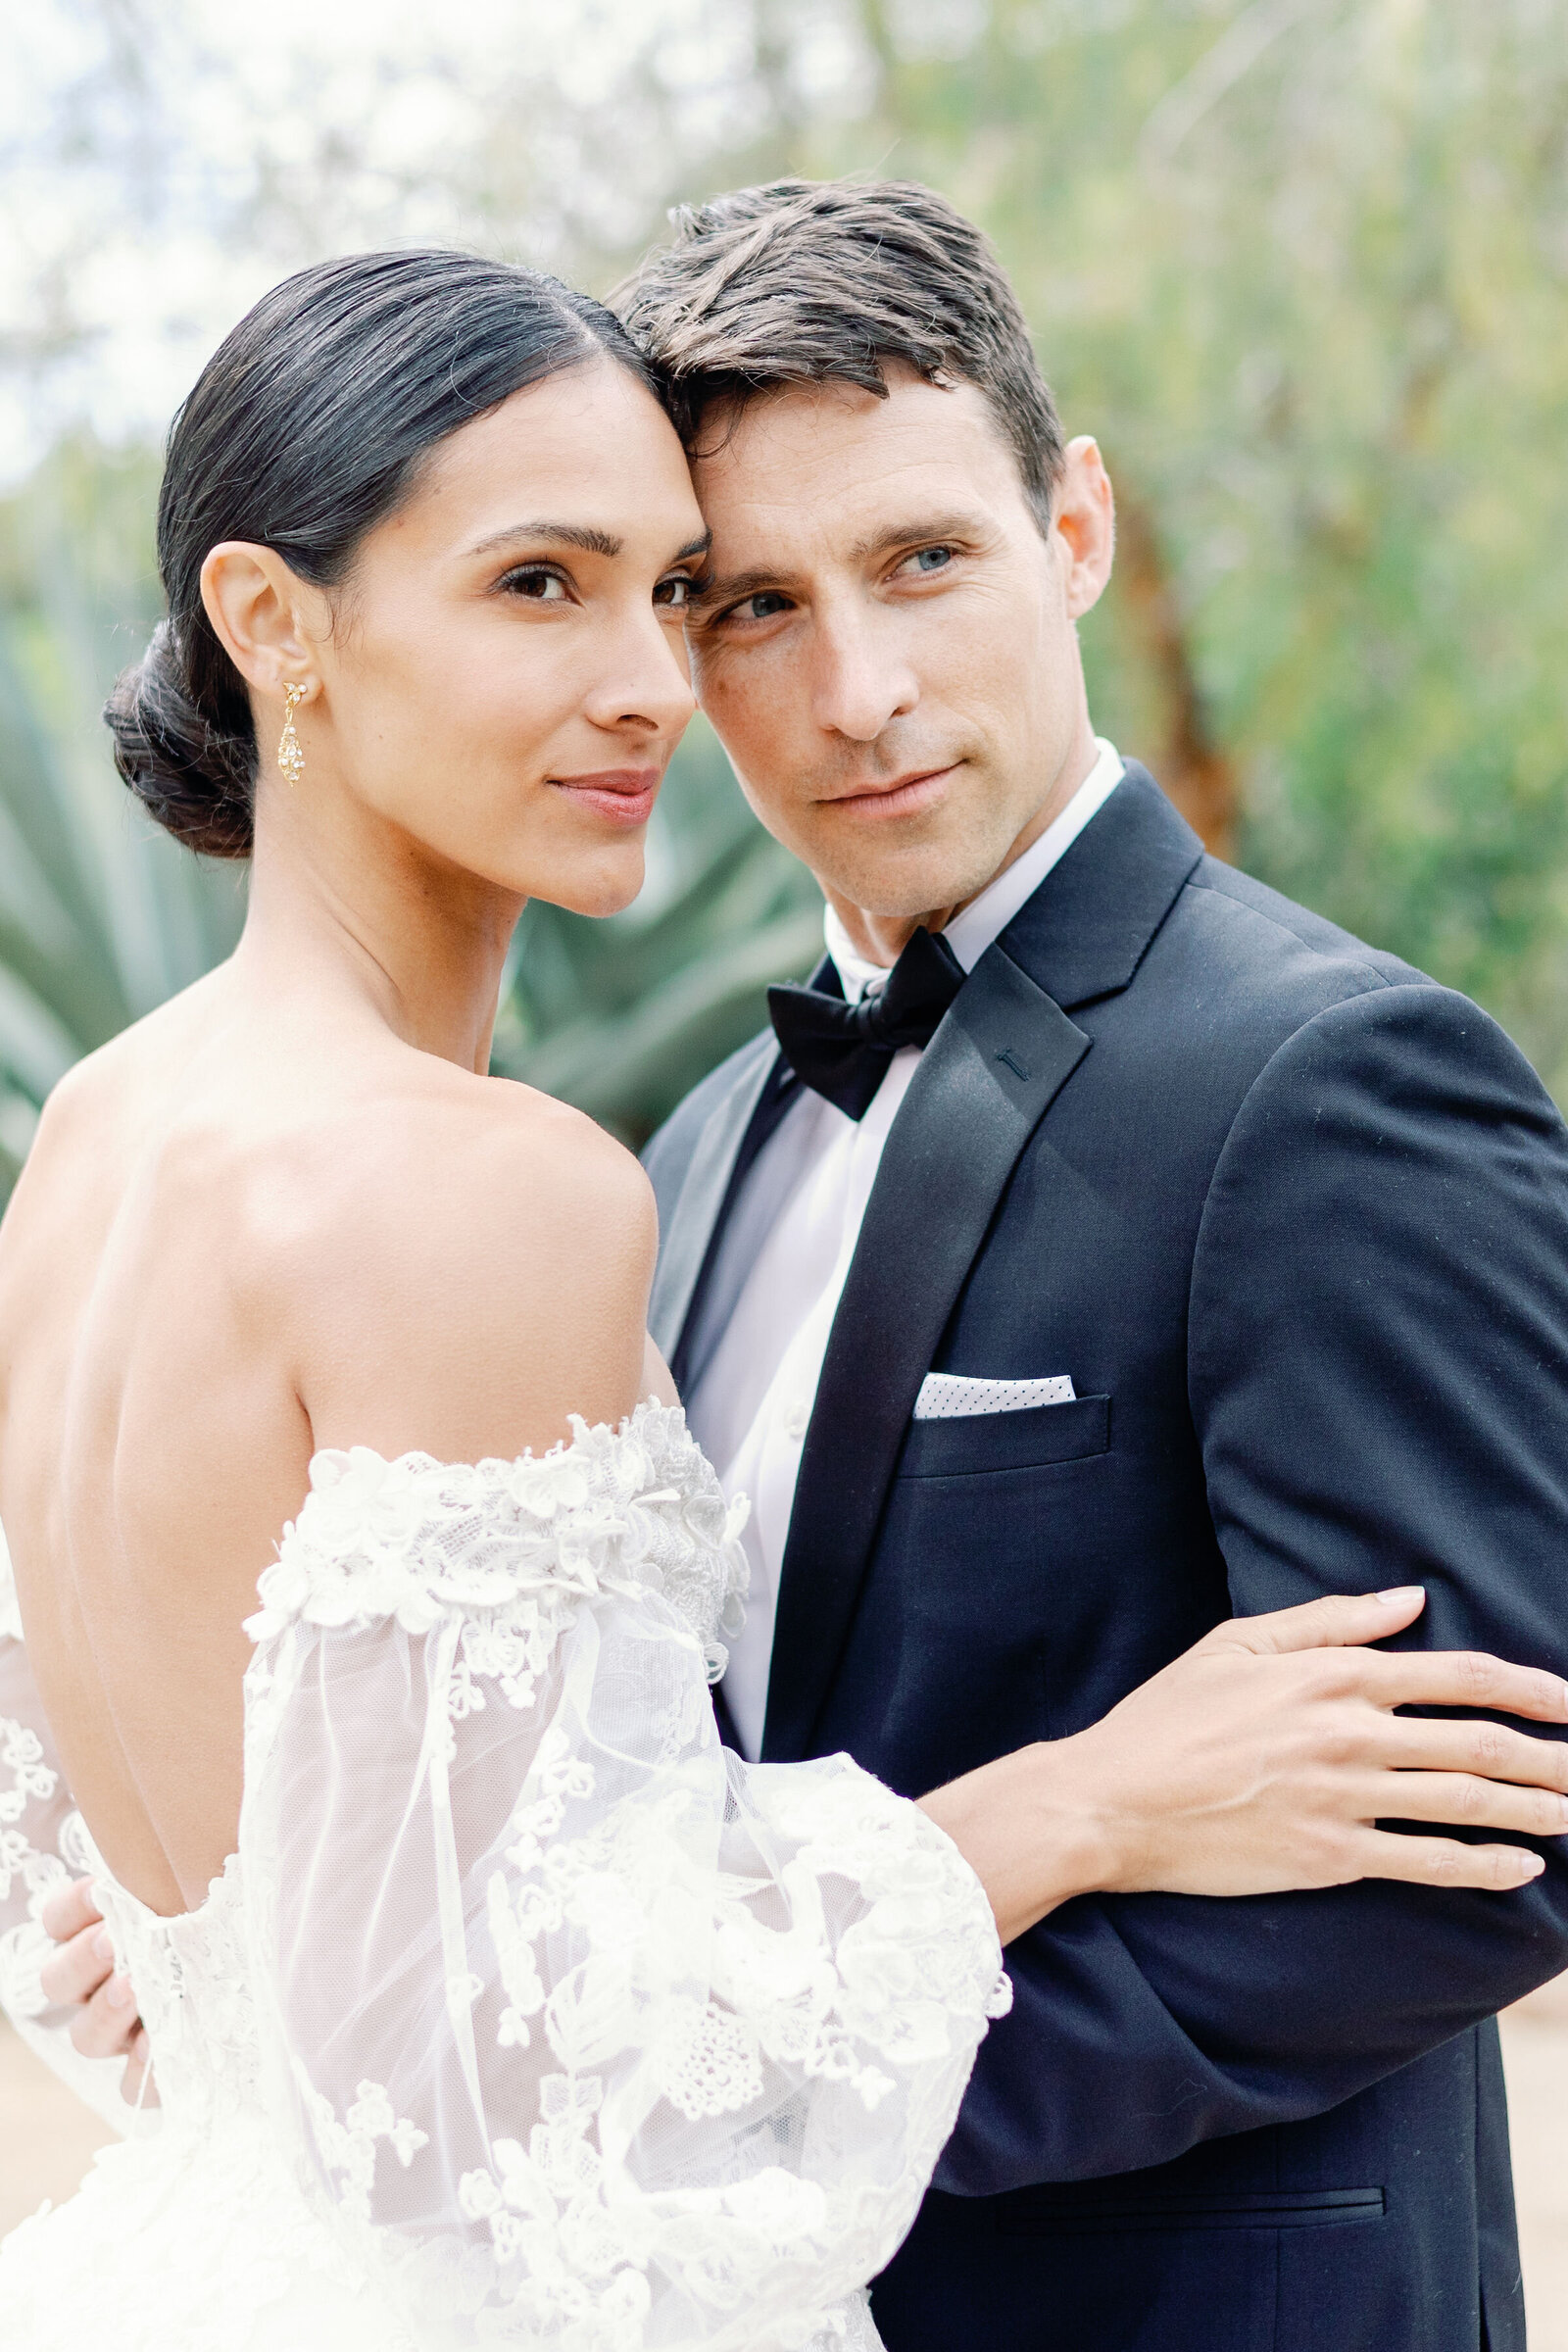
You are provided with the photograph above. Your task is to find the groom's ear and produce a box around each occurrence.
[1054,437,1116,621]
[200,542,328,699]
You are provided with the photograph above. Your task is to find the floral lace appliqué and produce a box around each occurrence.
[247,1402,750,1682]
[231,1404,1004,2352]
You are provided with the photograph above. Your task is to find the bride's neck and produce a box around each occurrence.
[235,781,522,1076]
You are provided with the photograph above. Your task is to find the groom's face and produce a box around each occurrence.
[685,365,1113,927]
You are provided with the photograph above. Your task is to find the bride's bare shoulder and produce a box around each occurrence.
[274,1059,659,1462]
[5,1008,659,1466]
[1,972,227,1251]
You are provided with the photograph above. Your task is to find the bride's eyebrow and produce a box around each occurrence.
[465,524,711,566]
[467,521,625,559]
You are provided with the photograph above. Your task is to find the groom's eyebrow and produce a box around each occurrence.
[847,511,988,561]
[688,561,802,612]
[692,513,989,610]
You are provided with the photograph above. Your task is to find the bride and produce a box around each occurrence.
[0,249,1563,2352]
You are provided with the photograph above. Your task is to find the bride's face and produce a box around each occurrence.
[253,356,707,917]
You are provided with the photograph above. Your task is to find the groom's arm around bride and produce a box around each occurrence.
[630,179,1568,2352]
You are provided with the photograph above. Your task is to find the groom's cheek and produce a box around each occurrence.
[691,657,809,844]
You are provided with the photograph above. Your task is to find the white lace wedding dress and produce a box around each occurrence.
[0,1403,1007,2349]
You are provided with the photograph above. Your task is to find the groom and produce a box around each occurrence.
[621,180,1568,2351]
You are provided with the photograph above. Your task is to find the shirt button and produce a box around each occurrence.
[785,1401,810,1443]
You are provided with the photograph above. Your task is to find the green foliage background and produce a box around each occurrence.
[2,0,1565,1186]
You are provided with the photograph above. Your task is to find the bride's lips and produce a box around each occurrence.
[549,768,661,825]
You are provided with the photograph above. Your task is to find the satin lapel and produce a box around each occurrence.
[761,945,1092,1762]
[648,1036,779,1370]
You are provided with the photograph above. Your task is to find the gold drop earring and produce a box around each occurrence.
[277,683,308,786]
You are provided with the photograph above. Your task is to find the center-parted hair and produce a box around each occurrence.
[613,178,1065,527]
[107,250,663,859]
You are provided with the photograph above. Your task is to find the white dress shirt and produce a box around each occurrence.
[685,739,1125,1758]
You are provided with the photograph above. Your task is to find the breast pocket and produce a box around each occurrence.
[897,1394,1110,1479]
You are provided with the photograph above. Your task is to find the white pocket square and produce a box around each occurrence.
[913,1373,1077,1420]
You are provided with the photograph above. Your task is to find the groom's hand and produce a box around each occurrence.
[37,1878,157,2108]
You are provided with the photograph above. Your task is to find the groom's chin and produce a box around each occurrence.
[803,819,1009,928]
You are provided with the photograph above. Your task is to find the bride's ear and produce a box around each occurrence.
[200,542,327,699]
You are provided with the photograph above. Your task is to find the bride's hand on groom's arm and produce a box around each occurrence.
[919,1586,1568,1947]
[40,1583,1565,2038]
[36,1877,157,2107]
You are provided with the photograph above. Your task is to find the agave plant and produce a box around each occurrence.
[0,446,819,1196]
[0,442,246,1198]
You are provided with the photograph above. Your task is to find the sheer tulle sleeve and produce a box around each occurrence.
[0,1525,155,2137]
[239,1404,1007,2351]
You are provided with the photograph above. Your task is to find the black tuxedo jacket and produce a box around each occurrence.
[643,766,1568,2352]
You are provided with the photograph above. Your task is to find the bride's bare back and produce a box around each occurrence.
[0,973,656,1913]
[0,311,705,1915]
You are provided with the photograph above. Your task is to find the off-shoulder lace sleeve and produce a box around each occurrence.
[239,1403,1007,2351]
[0,1522,154,2137]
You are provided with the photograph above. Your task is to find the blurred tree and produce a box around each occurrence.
[774,0,1568,1092]
[0,0,830,1188]
[3,0,1566,1180]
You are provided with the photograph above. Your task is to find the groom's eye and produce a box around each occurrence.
[896,545,956,578]
[725,590,794,625]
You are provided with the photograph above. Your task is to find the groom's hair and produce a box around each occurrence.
[613,178,1065,529]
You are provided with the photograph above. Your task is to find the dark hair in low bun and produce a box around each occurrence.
[106,619,258,858]
[107,250,662,858]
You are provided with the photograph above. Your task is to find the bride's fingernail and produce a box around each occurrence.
[1375,1587,1424,1604]
[92,1929,114,1964]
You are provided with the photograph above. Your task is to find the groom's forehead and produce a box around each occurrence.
[689,369,1026,553]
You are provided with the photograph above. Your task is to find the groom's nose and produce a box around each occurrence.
[808,597,921,744]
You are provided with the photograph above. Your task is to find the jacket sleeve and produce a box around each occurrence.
[937,980,1568,2191]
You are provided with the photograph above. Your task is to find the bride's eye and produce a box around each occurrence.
[500,565,570,603]
[655,575,694,611]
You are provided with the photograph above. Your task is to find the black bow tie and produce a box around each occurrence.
[767,925,966,1120]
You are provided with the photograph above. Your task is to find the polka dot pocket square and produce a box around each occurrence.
[912,1373,1077,1420]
